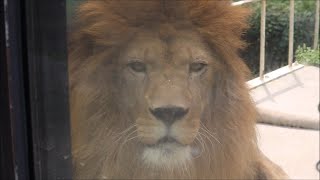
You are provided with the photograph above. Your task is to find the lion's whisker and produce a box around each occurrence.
[116,130,138,156]
[121,135,139,146]
[120,129,138,143]
[200,124,221,145]
[193,136,204,159]
[200,122,218,136]
[115,124,137,136]
[113,125,137,143]
[114,133,135,150]
[198,131,214,163]
[198,131,214,149]
[197,132,207,155]
[118,135,139,153]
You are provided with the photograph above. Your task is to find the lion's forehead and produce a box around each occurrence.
[120,31,214,65]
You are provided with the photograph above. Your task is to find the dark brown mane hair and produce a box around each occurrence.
[68,0,273,179]
[69,0,251,80]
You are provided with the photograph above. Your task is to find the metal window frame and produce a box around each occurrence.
[0,0,72,179]
[0,0,31,179]
[24,0,72,179]
[0,0,15,179]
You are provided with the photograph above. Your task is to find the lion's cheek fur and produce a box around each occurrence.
[170,119,200,145]
[136,117,167,144]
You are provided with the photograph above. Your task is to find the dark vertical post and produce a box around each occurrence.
[1,0,31,179]
[24,0,72,179]
[0,0,15,178]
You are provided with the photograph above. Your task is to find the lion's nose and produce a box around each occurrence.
[150,106,189,126]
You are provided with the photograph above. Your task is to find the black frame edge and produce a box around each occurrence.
[24,0,72,179]
[1,0,32,179]
[0,0,15,178]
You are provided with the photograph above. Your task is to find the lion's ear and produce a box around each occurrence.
[68,30,94,59]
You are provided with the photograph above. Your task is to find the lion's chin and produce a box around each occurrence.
[141,142,193,168]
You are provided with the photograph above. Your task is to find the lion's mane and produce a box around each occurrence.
[69,1,285,179]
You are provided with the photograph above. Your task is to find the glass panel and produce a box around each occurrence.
[26,0,314,179]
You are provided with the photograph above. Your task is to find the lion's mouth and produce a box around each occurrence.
[156,136,179,145]
[146,136,185,148]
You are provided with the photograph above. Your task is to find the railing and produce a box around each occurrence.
[232,0,320,89]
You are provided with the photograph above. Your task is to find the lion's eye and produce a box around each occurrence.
[128,61,146,73]
[189,62,207,73]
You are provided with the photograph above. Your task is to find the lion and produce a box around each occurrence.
[68,0,288,179]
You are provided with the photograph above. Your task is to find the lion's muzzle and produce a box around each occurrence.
[150,106,189,126]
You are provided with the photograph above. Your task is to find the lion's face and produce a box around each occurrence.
[114,30,220,167]
[70,1,262,178]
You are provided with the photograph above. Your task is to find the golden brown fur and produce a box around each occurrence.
[69,0,287,179]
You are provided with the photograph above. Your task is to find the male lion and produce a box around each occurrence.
[69,0,287,179]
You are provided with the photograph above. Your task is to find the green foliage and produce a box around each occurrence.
[241,0,318,76]
[295,44,320,66]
